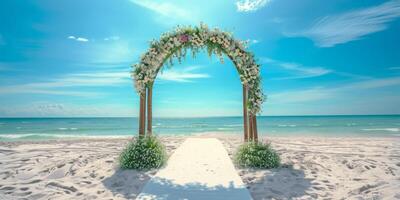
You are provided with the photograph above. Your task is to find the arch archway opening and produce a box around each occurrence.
[131,24,264,142]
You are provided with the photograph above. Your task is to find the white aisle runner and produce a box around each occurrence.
[137,138,252,200]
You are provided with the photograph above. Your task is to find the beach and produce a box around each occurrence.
[2,0,400,199]
[1,135,399,199]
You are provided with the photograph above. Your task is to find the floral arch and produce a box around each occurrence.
[131,24,264,142]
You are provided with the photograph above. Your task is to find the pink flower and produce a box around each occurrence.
[179,34,190,43]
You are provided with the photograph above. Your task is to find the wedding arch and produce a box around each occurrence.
[131,24,264,142]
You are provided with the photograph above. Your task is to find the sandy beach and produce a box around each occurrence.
[1,135,399,200]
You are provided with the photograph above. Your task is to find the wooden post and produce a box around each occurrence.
[139,92,146,137]
[242,85,249,142]
[147,85,153,135]
[248,113,254,141]
[253,115,258,142]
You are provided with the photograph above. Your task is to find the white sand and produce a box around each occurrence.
[221,135,400,199]
[0,137,184,200]
[0,135,399,199]
[137,138,251,200]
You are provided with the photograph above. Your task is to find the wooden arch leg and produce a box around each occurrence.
[253,115,258,142]
[147,86,153,135]
[248,115,258,142]
[249,113,254,141]
[242,85,249,142]
[139,92,146,137]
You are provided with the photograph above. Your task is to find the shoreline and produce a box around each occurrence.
[0,133,400,146]
[1,135,399,199]
[1,131,399,143]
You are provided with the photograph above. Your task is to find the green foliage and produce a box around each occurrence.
[234,141,280,169]
[119,136,167,170]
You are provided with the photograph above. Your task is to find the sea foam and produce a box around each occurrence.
[362,128,399,132]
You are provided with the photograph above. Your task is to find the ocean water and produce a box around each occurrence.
[0,115,399,141]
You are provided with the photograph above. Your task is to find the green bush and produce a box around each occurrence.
[119,135,167,170]
[234,141,280,169]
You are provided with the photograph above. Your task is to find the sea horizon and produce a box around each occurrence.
[1,115,399,141]
[1,113,400,119]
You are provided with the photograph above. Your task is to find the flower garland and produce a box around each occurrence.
[131,23,265,114]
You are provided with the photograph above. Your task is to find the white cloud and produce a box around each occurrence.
[68,35,89,42]
[0,70,130,97]
[389,67,400,70]
[130,0,191,20]
[76,38,89,42]
[246,39,259,45]
[236,0,271,12]
[263,57,332,79]
[158,71,209,82]
[104,36,120,41]
[292,0,400,47]
[157,65,210,82]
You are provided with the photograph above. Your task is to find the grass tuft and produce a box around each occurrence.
[234,141,280,169]
[119,135,167,170]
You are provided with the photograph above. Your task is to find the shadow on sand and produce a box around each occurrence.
[102,166,313,200]
[102,168,155,199]
[246,165,314,199]
[102,169,252,200]
[136,177,252,200]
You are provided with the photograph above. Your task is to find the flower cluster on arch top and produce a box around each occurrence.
[131,24,265,114]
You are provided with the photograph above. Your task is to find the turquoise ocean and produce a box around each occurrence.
[0,115,399,141]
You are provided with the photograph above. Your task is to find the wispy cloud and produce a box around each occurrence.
[130,0,191,20]
[342,76,400,90]
[269,76,400,103]
[0,70,130,97]
[68,35,89,42]
[0,102,135,117]
[236,0,271,12]
[290,0,400,47]
[36,103,65,113]
[270,88,333,103]
[104,36,120,41]
[246,39,260,45]
[158,65,210,82]
[333,71,372,80]
[0,87,101,97]
[277,63,332,80]
[389,67,400,70]
[262,57,332,79]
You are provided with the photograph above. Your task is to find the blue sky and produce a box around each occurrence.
[0,0,400,117]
